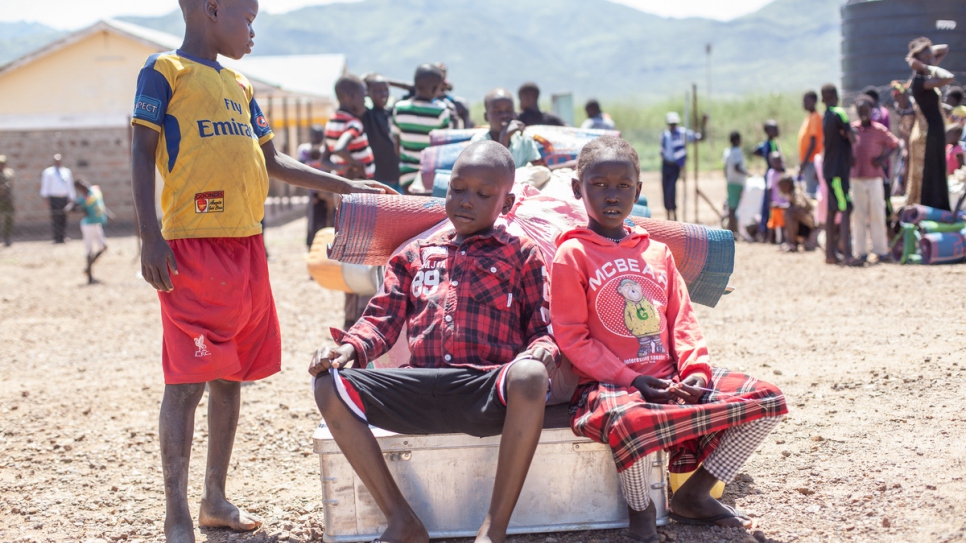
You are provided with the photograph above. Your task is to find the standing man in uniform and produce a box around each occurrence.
[39,153,74,243]
[660,112,706,221]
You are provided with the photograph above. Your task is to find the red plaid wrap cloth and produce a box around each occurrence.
[571,367,787,474]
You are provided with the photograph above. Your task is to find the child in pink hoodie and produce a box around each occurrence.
[550,136,787,542]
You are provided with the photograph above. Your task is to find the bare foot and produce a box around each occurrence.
[382,510,429,543]
[620,503,661,543]
[670,489,753,529]
[198,497,262,532]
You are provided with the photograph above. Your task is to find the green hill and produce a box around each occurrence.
[115,0,842,102]
[0,22,65,67]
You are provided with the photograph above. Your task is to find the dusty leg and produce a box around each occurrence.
[670,466,751,528]
[198,379,261,531]
[476,359,548,543]
[85,253,95,283]
[314,374,428,543]
[671,417,781,528]
[160,382,206,543]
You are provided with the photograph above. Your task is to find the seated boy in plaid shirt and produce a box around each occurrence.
[309,140,557,543]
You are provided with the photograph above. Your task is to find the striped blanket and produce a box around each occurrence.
[329,188,735,307]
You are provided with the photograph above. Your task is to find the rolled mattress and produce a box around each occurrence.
[329,189,734,307]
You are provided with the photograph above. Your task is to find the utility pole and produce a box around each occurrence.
[706,43,713,152]
[692,83,699,224]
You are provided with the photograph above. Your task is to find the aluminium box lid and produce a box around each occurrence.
[312,423,602,454]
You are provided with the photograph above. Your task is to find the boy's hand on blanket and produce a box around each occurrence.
[670,375,708,404]
[347,180,400,195]
[309,344,357,376]
[514,347,554,366]
[632,375,674,403]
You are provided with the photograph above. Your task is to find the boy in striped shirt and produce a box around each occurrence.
[392,64,451,193]
[324,75,375,180]
[324,74,377,327]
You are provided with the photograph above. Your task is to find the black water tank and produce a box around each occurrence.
[842,0,966,94]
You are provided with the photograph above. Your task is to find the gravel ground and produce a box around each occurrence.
[2,174,965,543]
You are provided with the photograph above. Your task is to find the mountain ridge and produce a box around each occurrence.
[1,0,843,102]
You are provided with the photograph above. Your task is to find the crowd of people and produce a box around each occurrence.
[294,37,962,272]
[715,37,962,266]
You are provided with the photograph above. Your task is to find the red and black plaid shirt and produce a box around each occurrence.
[333,225,558,371]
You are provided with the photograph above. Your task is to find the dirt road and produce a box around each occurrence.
[2,184,965,542]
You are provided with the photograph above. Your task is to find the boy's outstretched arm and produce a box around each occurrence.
[260,139,396,195]
[131,124,178,292]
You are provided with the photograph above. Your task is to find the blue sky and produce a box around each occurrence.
[0,0,776,30]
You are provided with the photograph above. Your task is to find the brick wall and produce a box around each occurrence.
[0,126,134,237]
[0,125,317,239]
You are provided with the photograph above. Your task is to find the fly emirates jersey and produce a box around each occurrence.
[550,226,712,388]
[131,50,274,240]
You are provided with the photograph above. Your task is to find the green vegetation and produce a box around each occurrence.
[470,92,806,173]
[602,93,807,172]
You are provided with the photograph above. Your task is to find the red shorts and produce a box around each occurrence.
[159,235,281,385]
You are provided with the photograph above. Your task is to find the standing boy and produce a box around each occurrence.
[851,96,899,262]
[362,73,401,192]
[130,1,389,540]
[722,131,746,234]
[323,74,378,328]
[392,64,451,194]
[754,121,782,236]
[798,91,823,197]
[754,121,782,170]
[660,112,706,221]
[310,141,556,543]
[323,74,375,181]
[821,83,859,266]
[472,88,543,168]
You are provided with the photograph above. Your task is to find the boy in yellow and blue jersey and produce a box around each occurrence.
[129,1,392,540]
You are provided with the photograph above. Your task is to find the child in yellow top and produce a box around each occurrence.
[130,0,391,540]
